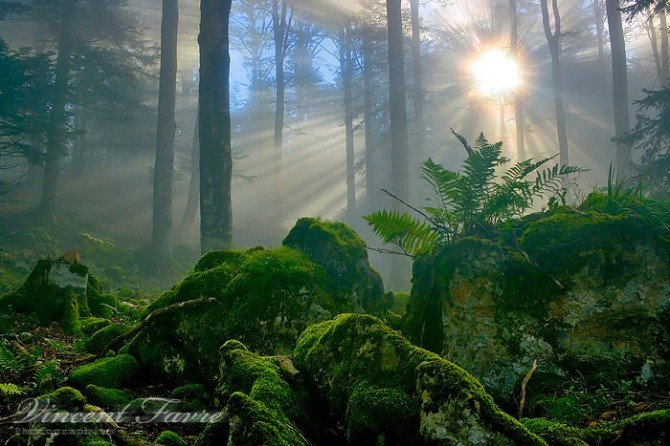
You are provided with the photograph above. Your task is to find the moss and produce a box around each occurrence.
[38,386,86,409]
[85,384,130,408]
[78,438,114,446]
[294,313,546,445]
[195,339,309,445]
[193,249,248,272]
[172,383,208,401]
[80,317,112,335]
[84,323,129,354]
[130,247,336,385]
[87,293,118,318]
[155,430,187,446]
[0,259,94,334]
[69,354,138,389]
[283,217,388,313]
[523,410,670,445]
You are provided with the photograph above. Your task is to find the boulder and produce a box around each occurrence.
[283,218,390,313]
[405,203,670,406]
[0,258,112,335]
[128,246,338,385]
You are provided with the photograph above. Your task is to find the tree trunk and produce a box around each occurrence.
[178,108,200,237]
[362,28,376,208]
[272,0,287,157]
[199,0,233,253]
[339,24,356,218]
[606,0,632,176]
[541,0,569,167]
[594,0,606,70]
[387,0,410,290]
[661,9,669,84]
[509,0,525,161]
[648,8,663,78]
[387,0,409,202]
[410,0,425,153]
[152,0,179,257]
[39,0,74,218]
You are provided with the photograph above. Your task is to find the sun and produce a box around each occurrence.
[470,49,521,98]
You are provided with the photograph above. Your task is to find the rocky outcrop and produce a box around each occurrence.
[405,202,670,406]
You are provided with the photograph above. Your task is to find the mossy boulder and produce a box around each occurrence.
[195,340,310,446]
[523,409,670,446]
[84,323,129,354]
[283,217,390,313]
[0,258,114,335]
[85,384,130,408]
[128,244,356,385]
[406,205,670,403]
[68,354,138,389]
[155,430,187,446]
[38,386,87,410]
[293,313,545,445]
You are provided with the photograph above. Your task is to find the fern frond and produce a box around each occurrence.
[364,210,440,255]
[0,383,24,396]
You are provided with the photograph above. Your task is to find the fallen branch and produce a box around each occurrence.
[518,359,539,418]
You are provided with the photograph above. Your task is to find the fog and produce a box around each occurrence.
[0,0,665,288]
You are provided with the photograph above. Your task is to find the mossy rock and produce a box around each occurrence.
[195,340,309,446]
[38,386,87,410]
[0,259,112,335]
[84,323,129,354]
[294,313,546,445]
[283,217,390,313]
[406,206,670,403]
[69,354,138,389]
[523,409,670,446]
[128,246,344,385]
[155,430,186,446]
[80,317,112,336]
[85,384,130,408]
[87,293,119,318]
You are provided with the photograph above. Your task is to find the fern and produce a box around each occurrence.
[0,382,24,396]
[364,210,440,255]
[366,132,585,254]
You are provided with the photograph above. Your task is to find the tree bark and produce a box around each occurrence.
[152,0,179,257]
[510,0,525,161]
[606,0,632,176]
[594,0,606,70]
[178,108,199,237]
[410,0,425,153]
[39,0,74,218]
[541,0,569,167]
[339,24,356,218]
[199,0,233,253]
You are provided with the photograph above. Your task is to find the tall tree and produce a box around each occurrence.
[541,0,569,167]
[410,0,425,153]
[152,0,179,257]
[660,8,669,84]
[272,0,291,156]
[387,0,410,289]
[593,0,607,70]
[606,0,632,175]
[179,109,200,237]
[38,0,74,218]
[361,25,377,207]
[338,23,356,217]
[199,0,233,252]
[510,0,525,160]
[386,0,409,202]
